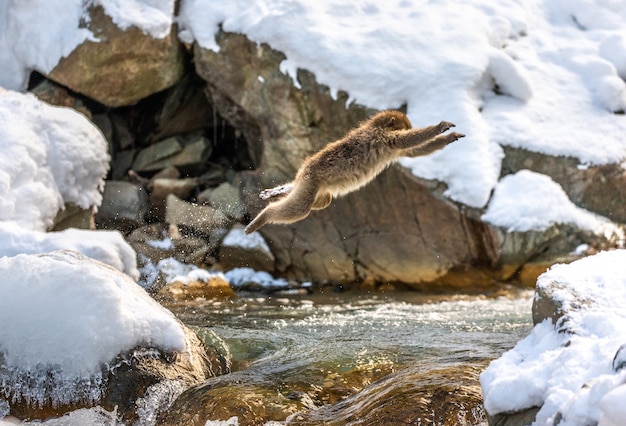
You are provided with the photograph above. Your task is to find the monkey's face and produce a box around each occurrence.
[371,110,412,131]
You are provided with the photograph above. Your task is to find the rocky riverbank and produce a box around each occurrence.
[19,4,623,292]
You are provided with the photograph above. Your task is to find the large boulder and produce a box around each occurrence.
[47,6,184,107]
[193,31,504,289]
[481,250,626,426]
[0,251,229,423]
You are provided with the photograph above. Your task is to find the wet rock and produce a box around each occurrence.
[165,194,230,235]
[127,224,215,275]
[160,361,486,426]
[219,225,275,271]
[156,275,236,302]
[96,181,149,231]
[47,6,184,107]
[132,133,212,175]
[158,382,304,426]
[290,363,487,426]
[99,326,230,424]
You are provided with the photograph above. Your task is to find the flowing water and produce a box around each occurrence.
[164,288,534,424]
[172,290,533,372]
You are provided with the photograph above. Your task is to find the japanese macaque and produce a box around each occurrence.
[244,110,464,234]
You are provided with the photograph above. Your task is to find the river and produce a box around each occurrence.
[164,288,534,425]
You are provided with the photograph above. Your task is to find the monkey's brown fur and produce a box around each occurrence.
[245,110,464,234]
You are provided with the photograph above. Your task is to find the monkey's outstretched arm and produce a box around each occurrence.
[402,132,465,157]
[391,121,455,150]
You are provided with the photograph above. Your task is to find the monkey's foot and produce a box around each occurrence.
[437,121,456,134]
[260,183,294,200]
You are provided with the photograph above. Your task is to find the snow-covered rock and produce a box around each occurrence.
[481,250,626,426]
[0,251,226,421]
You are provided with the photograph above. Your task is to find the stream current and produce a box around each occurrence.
[165,289,534,424]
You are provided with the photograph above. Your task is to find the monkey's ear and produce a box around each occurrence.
[386,117,396,128]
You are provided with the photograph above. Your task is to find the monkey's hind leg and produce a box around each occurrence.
[259,182,294,200]
[311,191,332,210]
[402,132,465,157]
[245,182,319,234]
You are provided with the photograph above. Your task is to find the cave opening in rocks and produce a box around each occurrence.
[29,71,257,184]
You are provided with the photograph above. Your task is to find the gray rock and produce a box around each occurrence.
[207,182,246,221]
[165,194,230,235]
[96,181,149,231]
[132,134,212,174]
[149,178,199,220]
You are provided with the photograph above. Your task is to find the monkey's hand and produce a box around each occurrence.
[447,132,465,143]
[401,131,465,157]
[437,121,456,134]
[260,183,294,200]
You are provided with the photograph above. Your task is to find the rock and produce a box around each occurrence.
[206,182,246,222]
[30,78,92,118]
[50,202,96,231]
[149,178,199,220]
[219,225,275,271]
[132,133,212,175]
[0,251,230,423]
[193,31,509,289]
[47,6,184,107]
[127,224,216,275]
[291,364,487,426]
[99,325,230,424]
[502,146,626,224]
[96,181,149,231]
[158,382,304,426]
[160,361,485,426]
[165,194,230,235]
[156,275,236,302]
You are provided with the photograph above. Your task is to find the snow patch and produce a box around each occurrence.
[481,170,617,235]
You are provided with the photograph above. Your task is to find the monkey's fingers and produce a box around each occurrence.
[438,121,456,134]
[447,132,465,143]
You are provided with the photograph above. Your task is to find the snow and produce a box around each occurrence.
[0,251,187,406]
[481,170,618,235]
[139,257,288,291]
[0,1,625,422]
[0,90,109,231]
[481,250,626,426]
[1,1,626,209]
[0,223,139,280]
[177,0,626,208]
[222,227,271,253]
